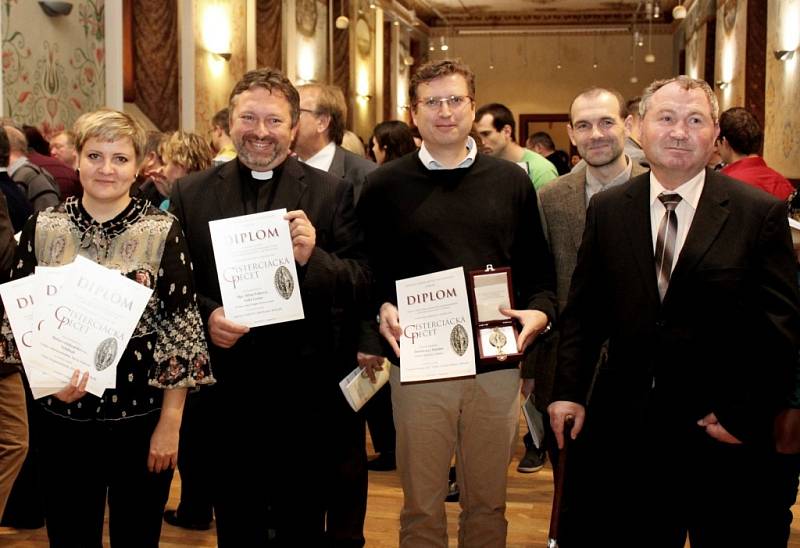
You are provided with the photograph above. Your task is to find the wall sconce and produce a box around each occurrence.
[212,52,232,62]
[403,55,415,66]
[716,80,730,89]
[356,94,373,104]
[774,49,796,61]
[38,1,73,16]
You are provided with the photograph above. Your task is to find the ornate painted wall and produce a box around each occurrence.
[2,0,105,137]
[764,0,800,178]
[715,0,747,110]
[193,0,248,136]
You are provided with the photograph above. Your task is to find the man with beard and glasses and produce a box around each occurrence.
[519,87,649,476]
[170,68,371,547]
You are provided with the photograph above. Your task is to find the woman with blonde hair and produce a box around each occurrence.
[150,131,213,210]
[0,109,213,547]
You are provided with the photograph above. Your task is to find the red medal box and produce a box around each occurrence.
[467,265,522,365]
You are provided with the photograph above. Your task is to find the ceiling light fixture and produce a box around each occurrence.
[672,2,687,20]
[645,11,655,63]
[335,0,349,29]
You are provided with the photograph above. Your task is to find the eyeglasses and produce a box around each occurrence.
[417,95,473,111]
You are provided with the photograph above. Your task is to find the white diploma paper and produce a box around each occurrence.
[0,275,62,398]
[35,256,153,397]
[209,209,305,327]
[396,267,475,383]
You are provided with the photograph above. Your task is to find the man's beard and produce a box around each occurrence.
[235,135,285,171]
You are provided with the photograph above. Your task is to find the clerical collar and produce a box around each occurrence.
[237,158,284,182]
[251,170,273,180]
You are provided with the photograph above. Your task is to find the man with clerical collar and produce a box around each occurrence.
[519,87,650,476]
[357,59,556,547]
[170,68,370,546]
[548,76,800,547]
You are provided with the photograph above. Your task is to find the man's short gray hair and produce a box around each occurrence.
[639,75,719,123]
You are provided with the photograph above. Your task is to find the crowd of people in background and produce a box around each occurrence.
[0,57,797,548]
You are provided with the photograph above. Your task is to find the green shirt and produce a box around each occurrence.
[520,149,558,190]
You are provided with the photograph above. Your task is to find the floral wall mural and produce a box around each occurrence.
[2,0,105,137]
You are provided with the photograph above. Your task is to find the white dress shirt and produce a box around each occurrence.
[418,137,477,171]
[301,141,336,172]
[649,170,706,274]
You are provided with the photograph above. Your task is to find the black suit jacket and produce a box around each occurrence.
[170,157,371,397]
[554,169,800,445]
[328,146,376,205]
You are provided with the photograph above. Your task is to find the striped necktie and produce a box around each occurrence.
[654,193,682,300]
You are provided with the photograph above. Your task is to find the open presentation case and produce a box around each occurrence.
[467,265,522,364]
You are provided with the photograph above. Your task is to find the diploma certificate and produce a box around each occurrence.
[35,257,153,397]
[396,267,475,383]
[209,209,305,327]
[0,276,62,398]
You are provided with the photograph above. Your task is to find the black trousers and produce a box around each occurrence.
[559,414,799,548]
[324,394,368,548]
[173,385,216,523]
[211,391,326,547]
[363,382,395,455]
[40,411,173,548]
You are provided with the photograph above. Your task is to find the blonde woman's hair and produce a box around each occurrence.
[73,109,148,164]
[159,131,213,173]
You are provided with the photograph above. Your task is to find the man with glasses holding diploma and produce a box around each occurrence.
[357,59,556,547]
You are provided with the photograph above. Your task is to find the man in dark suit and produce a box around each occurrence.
[548,76,800,547]
[293,82,377,547]
[170,68,370,547]
[294,83,376,204]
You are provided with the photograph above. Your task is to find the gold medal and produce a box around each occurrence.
[489,327,507,361]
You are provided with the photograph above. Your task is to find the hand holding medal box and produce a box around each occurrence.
[209,209,305,327]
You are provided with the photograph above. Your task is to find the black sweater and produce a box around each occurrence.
[358,151,556,373]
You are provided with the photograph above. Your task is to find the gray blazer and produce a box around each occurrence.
[526,160,649,409]
[539,161,650,313]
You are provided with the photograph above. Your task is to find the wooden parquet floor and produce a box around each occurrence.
[1,416,799,547]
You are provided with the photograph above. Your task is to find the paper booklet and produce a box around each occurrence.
[522,393,546,450]
[339,359,392,412]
